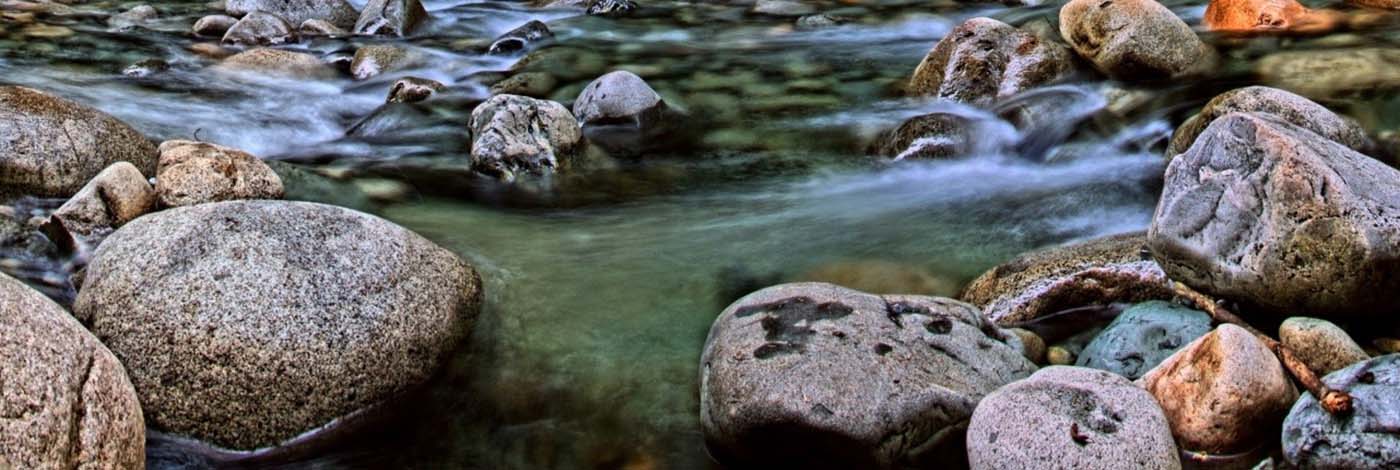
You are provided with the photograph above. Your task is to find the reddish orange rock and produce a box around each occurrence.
[1203,0,1343,34]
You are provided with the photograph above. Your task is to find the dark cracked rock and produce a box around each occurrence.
[1283,354,1400,469]
[467,94,582,182]
[700,282,1036,469]
[353,0,428,36]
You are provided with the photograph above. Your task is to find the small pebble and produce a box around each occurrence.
[1010,328,1046,364]
[1375,338,1400,354]
[1047,346,1074,365]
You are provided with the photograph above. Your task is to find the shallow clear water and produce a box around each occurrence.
[5,0,1400,467]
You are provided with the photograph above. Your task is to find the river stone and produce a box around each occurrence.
[1256,48,1400,99]
[354,0,428,36]
[1075,301,1211,379]
[193,14,237,37]
[388,76,444,103]
[873,112,980,160]
[700,283,1036,468]
[0,86,157,198]
[226,0,359,29]
[0,273,145,469]
[960,232,1174,325]
[586,0,636,16]
[1282,354,1400,468]
[108,4,157,31]
[467,94,582,182]
[1347,0,1400,8]
[490,72,558,98]
[1203,0,1341,34]
[966,366,1181,470]
[72,200,482,450]
[487,20,553,55]
[214,47,336,79]
[50,162,156,236]
[350,44,409,80]
[1139,324,1297,453]
[1060,0,1217,80]
[1149,112,1400,318]
[299,18,347,36]
[908,17,1073,106]
[573,70,665,127]
[221,11,298,46]
[1279,317,1369,376]
[154,140,284,207]
[1166,86,1370,158]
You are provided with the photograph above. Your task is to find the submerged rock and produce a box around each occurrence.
[1060,0,1217,80]
[701,283,1035,469]
[873,112,981,160]
[908,17,1074,106]
[1283,354,1400,468]
[1150,112,1400,318]
[0,85,158,197]
[1166,86,1370,157]
[354,0,428,36]
[1256,48,1400,99]
[0,272,145,469]
[794,260,961,298]
[226,0,359,29]
[1139,324,1297,454]
[960,232,1173,326]
[107,4,157,31]
[154,140,284,207]
[468,94,582,182]
[73,200,483,450]
[967,366,1181,470]
[299,18,348,36]
[350,44,411,80]
[490,72,558,98]
[388,76,445,103]
[1279,317,1369,376]
[488,20,554,55]
[50,162,156,236]
[586,0,636,16]
[1075,301,1212,379]
[222,11,298,46]
[214,47,336,79]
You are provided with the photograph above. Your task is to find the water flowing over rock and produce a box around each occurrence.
[0,86,157,198]
[873,111,988,160]
[350,44,410,80]
[1166,86,1370,158]
[1075,300,1212,379]
[1138,324,1297,454]
[908,17,1074,106]
[1283,354,1400,468]
[72,200,483,450]
[1279,317,1369,376]
[0,272,145,469]
[50,162,156,236]
[1149,112,1400,318]
[1059,0,1217,80]
[388,76,444,103]
[354,0,428,36]
[966,366,1181,470]
[154,140,284,207]
[226,0,360,29]
[700,283,1035,469]
[467,94,582,182]
[214,47,337,79]
[960,232,1173,326]
[221,11,298,46]
[488,20,554,55]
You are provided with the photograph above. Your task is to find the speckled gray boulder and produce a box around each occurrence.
[213,48,336,79]
[1,272,145,469]
[572,71,665,126]
[908,17,1074,106]
[353,0,428,36]
[1149,112,1400,318]
[960,232,1174,325]
[1279,317,1369,376]
[1076,301,1211,379]
[51,161,156,236]
[226,0,359,29]
[73,200,482,450]
[967,366,1181,470]
[154,140,283,207]
[700,283,1036,469]
[1166,86,1370,158]
[1283,354,1400,469]
[0,86,157,197]
[221,11,297,46]
[468,94,582,182]
[1060,0,1217,80]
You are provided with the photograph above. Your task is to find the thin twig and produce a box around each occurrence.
[1170,281,1353,415]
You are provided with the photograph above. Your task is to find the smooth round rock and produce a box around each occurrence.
[1060,0,1217,80]
[154,140,284,207]
[1076,301,1212,379]
[193,14,238,37]
[214,48,336,79]
[73,200,482,450]
[1,273,145,469]
[50,161,156,235]
[572,70,664,126]
[226,0,359,29]
[1283,354,1400,468]
[221,11,297,46]
[0,86,157,197]
[1166,86,1370,157]
[701,283,1035,469]
[967,366,1182,470]
[1279,317,1369,377]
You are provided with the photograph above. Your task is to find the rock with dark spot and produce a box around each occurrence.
[353,0,428,36]
[213,47,336,79]
[1139,324,1297,454]
[1166,86,1370,158]
[908,17,1074,106]
[350,44,411,80]
[1075,301,1212,379]
[1149,112,1400,318]
[701,283,1035,469]
[960,232,1174,325]
[73,200,482,450]
[0,86,158,197]
[387,76,444,103]
[967,366,1181,469]
[467,94,582,182]
[573,70,665,127]
[1282,354,1400,469]
[0,272,145,469]
[50,162,156,236]
[226,0,359,29]
[1279,317,1369,376]
[1060,0,1218,80]
[154,140,284,207]
[193,14,238,37]
[487,20,554,55]
[222,11,298,46]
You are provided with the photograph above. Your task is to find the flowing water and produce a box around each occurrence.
[5,0,1400,467]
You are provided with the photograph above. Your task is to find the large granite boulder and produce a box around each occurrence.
[1166,86,1370,157]
[700,283,1035,469]
[225,0,359,29]
[1149,112,1400,318]
[908,17,1074,106]
[72,201,483,450]
[468,94,582,182]
[1,273,145,469]
[1283,354,1400,468]
[1060,0,1217,80]
[0,86,157,197]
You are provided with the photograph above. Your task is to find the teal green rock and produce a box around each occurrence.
[1075,301,1212,379]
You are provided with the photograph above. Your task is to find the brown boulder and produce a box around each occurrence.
[50,162,156,235]
[154,140,284,207]
[1203,0,1342,34]
[0,86,157,197]
[908,17,1073,106]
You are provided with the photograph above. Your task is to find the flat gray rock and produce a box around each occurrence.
[1283,354,1400,469]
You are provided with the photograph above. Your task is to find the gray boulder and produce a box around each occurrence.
[0,86,157,197]
[353,0,428,36]
[226,0,359,29]
[487,20,554,55]
[154,140,284,207]
[1075,300,1212,379]
[0,272,145,469]
[1283,354,1400,469]
[700,283,1036,469]
[50,161,156,236]
[908,17,1074,106]
[1149,112,1400,318]
[72,201,482,450]
[193,14,238,37]
[213,47,337,79]
[573,70,665,126]
[1167,86,1370,158]
[468,94,582,182]
[966,366,1181,470]
[1060,0,1217,80]
[221,11,298,46]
